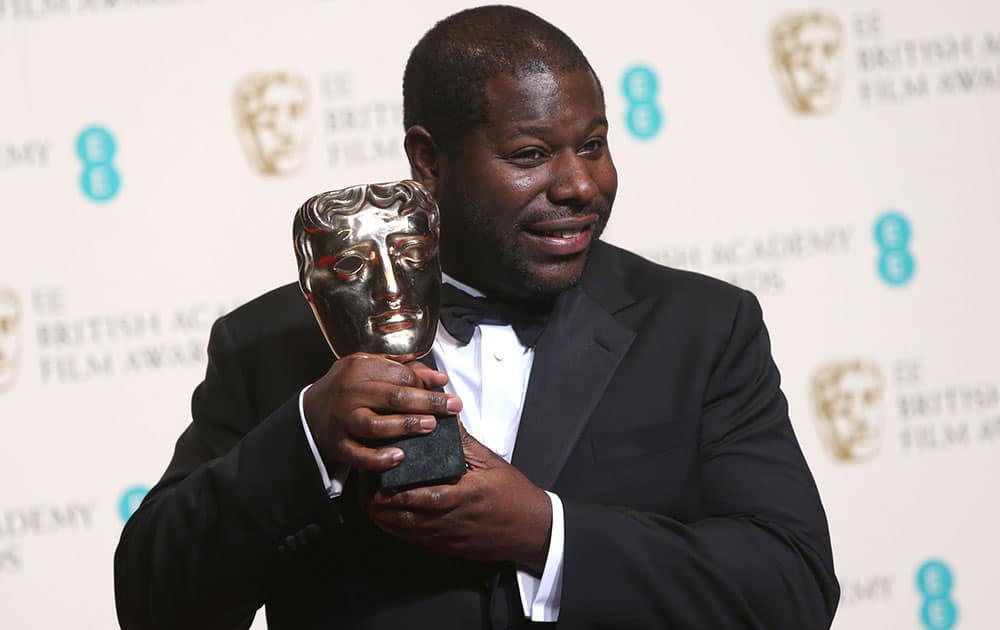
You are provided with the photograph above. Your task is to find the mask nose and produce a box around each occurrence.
[371,248,403,308]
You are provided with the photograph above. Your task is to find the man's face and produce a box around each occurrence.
[305,207,440,361]
[0,291,21,392]
[433,68,617,300]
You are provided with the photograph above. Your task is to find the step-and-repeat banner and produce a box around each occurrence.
[2,1,998,628]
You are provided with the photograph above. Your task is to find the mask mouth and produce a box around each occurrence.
[368,307,423,334]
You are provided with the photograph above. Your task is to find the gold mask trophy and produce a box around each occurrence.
[293,180,466,490]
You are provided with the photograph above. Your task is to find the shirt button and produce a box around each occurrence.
[493,350,504,362]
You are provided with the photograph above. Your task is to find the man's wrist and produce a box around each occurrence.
[301,383,327,455]
[299,385,347,498]
[515,491,564,621]
[516,485,554,575]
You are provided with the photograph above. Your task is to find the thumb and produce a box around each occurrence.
[457,420,501,469]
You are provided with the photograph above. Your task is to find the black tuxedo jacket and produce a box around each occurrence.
[114,241,838,629]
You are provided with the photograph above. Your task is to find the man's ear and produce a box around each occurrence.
[404,125,440,198]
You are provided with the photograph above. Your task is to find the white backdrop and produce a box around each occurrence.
[1,1,998,628]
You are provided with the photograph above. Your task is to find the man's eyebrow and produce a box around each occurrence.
[588,115,609,129]
[505,116,609,141]
[506,125,549,140]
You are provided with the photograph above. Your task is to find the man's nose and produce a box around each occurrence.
[547,151,599,207]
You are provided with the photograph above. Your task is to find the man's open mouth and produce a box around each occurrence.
[522,214,599,255]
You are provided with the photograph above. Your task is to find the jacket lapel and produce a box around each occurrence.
[511,245,638,488]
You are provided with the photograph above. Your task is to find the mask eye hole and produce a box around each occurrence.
[331,254,366,279]
[398,241,430,268]
[402,244,426,263]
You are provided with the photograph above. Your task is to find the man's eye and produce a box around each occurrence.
[331,254,366,277]
[579,139,605,155]
[509,148,547,165]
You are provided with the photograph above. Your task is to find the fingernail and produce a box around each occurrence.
[390,449,405,463]
[446,397,461,413]
[420,417,436,431]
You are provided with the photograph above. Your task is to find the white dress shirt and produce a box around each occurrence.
[299,275,564,622]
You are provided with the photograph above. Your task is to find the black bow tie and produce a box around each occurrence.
[439,283,551,348]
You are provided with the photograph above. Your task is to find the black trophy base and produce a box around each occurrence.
[373,415,466,491]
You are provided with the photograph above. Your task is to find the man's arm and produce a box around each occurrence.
[113,314,459,629]
[557,290,839,628]
[113,316,337,629]
[367,290,837,628]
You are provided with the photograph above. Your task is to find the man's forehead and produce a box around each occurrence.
[482,69,606,133]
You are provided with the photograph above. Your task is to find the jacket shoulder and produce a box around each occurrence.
[593,241,746,309]
[216,282,315,339]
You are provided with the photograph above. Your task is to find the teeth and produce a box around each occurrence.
[551,229,582,238]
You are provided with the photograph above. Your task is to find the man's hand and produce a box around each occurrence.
[368,424,553,574]
[303,354,462,472]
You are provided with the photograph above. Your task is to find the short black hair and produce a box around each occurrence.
[402,5,600,152]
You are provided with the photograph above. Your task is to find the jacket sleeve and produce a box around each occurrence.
[559,291,839,629]
[114,315,339,629]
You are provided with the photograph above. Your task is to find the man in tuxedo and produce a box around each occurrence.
[115,6,838,629]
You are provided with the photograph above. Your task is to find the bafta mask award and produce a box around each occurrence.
[293,179,466,490]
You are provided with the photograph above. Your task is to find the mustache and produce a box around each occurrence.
[515,204,611,228]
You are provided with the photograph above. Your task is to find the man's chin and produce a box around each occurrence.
[509,256,588,302]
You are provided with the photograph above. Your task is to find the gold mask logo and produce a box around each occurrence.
[770,12,845,114]
[233,71,310,176]
[0,290,22,393]
[811,360,885,462]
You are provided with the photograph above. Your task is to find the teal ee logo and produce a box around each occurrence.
[916,559,958,630]
[119,485,149,522]
[874,211,915,286]
[622,65,664,140]
[76,125,121,202]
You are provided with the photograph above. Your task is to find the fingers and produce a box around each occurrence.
[309,353,464,471]
[382,384,460,415]
[335,409,440,471]
[406,361,450,389]
[342,409,437,439]
[343,355,447,392]
[338,439,406,472]
[373,483,462,513]
[368,487,459,540]
[336,354,423,387]
[345,381,460,416]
